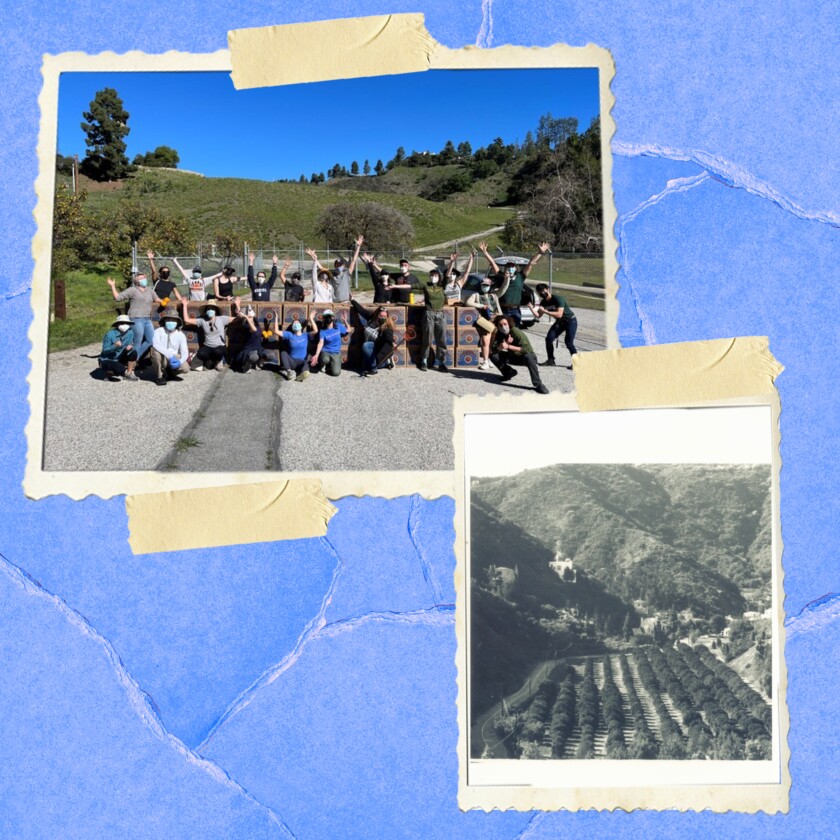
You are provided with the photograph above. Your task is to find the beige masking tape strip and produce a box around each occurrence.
[126,480,336,554]
[574,336,784,412]
[228,14,437,89]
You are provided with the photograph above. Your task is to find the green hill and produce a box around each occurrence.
[75,168,514,249]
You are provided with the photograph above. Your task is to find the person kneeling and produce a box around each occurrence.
[151,311,190,386]
[99,315,139,381]
[489,316,549,395]
[275,314,317,381]
[312,310,351,377]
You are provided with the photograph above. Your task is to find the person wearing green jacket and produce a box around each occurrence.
[489,315,549,394]
[415,267,449,372]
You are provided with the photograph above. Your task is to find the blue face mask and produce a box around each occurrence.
[205,310,215,319]
[292,323,303,334]
[164,321,177,332]
[138,278,148,287]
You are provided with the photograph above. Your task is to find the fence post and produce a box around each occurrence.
[54,276,66,321]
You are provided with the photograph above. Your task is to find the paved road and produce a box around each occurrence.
[43,304,605,474]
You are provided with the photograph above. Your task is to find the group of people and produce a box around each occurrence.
[99,238,579,393]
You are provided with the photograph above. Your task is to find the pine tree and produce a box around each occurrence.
[80,87,132,181]
[363,159,371,175]
[351,160,359,175]
[374,159,384,175]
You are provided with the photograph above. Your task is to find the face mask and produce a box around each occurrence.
[333,267,342,276]
[505,268,516,276]
[165,322,177,332]
[257,275,266,284]
[430,276,439,285]
[192,272,202,280]
[480,285,491,294]
[378,315,387,324]
[138,278,148,287]
[400,266,409,275]
[117,324,130,333]
[292,323,303,334]
[500,325,510,335]
[159,271,170,280]
[205,310,215,319]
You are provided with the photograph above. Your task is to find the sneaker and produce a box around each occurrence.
[535,384,549,395]
[192,365,205,372]
[123,372,139,381]
[368,368,378,376]
[387,359,394,369]
[539,359,556,367]
[501,368,518,382]
[282,370,295,381]
[215,363,226,372]
[437,364,449,373]
[477,361,489,370]
[360,371,368,378]
[168,374,184,382]
[296,370,310,382]
[244,368,254,374]
[155,378,167,387]
[105,373,122,382]
[419,364,428,372]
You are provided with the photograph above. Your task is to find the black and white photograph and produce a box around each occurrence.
[457,403,785,805]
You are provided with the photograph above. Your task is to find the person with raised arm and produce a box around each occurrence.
[247,252,278,302]
[489,314,549,395]
[306,235,363,302]
[146,250,178,314]
[413,267,449,373]
[306,247,335,303]
[106,271,160,362]
[444,249,475,304]
[478,240,550,327]
[274,312,318,381]
[349,298,397,376]
[228,299,275,373]
[180,298,231,372]
[280,259,307,301]
[464,270,507,371]
[312,309,352,376]
[172,257,221,302]
[360,251,392,304]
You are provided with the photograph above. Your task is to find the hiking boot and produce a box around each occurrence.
[540,359,556,367]
[535,384,549,395]
[296,370,310,382]
[500,368,518,382]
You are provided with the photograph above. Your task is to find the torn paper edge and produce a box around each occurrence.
[453,369,789,811]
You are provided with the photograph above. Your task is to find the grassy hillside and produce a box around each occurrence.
[77,169,514,249]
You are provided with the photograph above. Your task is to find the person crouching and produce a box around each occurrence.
[99,315,139,381]
[151,311,190,386]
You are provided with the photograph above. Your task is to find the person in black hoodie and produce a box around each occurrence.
[360,251,393,304]
[247,252,278,301]
[350,298,398,376]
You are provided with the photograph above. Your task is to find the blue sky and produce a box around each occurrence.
[57,68,599,181]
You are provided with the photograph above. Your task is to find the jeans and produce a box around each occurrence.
[131,317,155,359]
[546,316,577,360]
[421,309,447,365]
[489,349,544,389]
[99,347,137,376]
[501,306,521,328]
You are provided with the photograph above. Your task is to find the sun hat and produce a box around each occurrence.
[112,314,134,328]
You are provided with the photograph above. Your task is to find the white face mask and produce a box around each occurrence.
[500,325,510,335]
[400,266,409,275]
[430,275,440,285]
[480,285,491,294]
[117,324,130,333]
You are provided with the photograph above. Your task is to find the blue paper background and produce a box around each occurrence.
[2,2,837,836]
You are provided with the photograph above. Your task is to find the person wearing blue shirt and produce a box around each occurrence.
[99,314,139,381]
[312,309,352,376]
[275,313,318,381]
